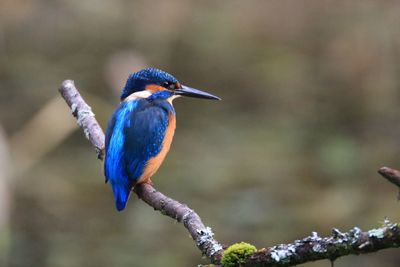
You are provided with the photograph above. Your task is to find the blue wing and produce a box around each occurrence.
[104,99,170,211]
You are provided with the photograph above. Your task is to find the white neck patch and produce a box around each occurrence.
[123,90,152,102]
[123,90,181,104]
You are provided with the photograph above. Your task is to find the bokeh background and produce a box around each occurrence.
[1,1,400,266]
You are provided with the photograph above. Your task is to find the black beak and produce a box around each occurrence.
[174,85,221,100]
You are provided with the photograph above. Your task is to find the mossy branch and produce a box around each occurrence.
[59,80,400,267]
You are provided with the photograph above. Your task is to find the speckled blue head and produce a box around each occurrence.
[120,68,178,100]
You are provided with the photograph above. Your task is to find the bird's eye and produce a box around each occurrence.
[163,82,176,90]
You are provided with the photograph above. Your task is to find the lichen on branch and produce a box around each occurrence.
[59,80,400,267]
[244,221,400,266]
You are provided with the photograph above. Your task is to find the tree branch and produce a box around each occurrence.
[59,80,400,266]
[58,80,224,264]
[244,222,400,266]
[58,80,105,160]
[378,167,400,200]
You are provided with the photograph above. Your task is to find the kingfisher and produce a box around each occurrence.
[104,68,220,211]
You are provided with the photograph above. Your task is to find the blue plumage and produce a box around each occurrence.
[105,97,174,211]
[104,68,220,211]
[124,99,174,179]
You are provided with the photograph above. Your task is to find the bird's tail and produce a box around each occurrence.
[111,182,131,211]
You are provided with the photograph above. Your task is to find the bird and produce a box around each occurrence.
[104,68,220,211]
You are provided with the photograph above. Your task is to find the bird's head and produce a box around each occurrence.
[120,68,220,102]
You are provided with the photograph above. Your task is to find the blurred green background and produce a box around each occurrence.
[1,1,400,266]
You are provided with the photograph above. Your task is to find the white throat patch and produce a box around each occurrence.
[167,95,180,104]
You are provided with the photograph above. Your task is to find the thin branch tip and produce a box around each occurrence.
[62,79,74,86]
[59,80,75,92]
[378,166,400,188]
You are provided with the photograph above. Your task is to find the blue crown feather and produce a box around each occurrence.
[120,68,178,100]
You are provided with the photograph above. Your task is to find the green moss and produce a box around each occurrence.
[221,242,257,267]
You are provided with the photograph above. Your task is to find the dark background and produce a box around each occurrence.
[1,1,400,266]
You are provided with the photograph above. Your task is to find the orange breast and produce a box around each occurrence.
[137,113,176,184]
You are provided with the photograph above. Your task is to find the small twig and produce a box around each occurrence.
[378,166,400,188]
[378,166,400,200]
[58,80,224,264]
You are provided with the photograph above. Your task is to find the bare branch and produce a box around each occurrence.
[134,184,223,263]
[58,80,224,264]
[378,166,400,188]
[58,80,105,160]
